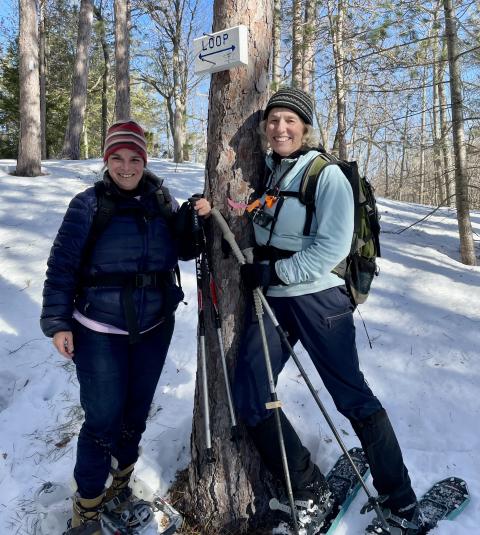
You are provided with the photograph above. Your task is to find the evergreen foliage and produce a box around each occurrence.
[0,41,19,158]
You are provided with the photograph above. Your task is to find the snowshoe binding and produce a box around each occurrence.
[362,498,423,535]
[102,491,182,534]
[271,473,335,535]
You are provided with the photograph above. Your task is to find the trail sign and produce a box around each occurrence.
[194,25,248,75]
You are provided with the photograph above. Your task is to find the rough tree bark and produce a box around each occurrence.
[17,0,42,176]
[60,0,93,159]
[181,0,275,531]
[443,0,476,265]
[114,0,130,121]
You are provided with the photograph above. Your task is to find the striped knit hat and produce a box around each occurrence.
[263,87,314,125]
[103,120,148,164]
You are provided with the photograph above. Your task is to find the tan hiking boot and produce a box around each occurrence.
[69,492,104,534]
[104,463,135,512]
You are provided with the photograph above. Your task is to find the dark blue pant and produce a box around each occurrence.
[234,286,381,426]
[234,286,416,510]
[72,317,174,499]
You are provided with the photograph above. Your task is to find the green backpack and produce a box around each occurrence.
[297,152,381,305]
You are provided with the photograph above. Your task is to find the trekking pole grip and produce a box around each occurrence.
[211,208,246,266]
[189,196,202,233]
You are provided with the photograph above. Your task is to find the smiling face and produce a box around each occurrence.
[265,107,307,157]
[107,148,145,190]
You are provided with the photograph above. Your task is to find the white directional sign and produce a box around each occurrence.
[193,25,248,75]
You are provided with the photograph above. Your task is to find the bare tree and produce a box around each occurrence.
[272,0,282,89]
[437,38,454,205]
[302,0,316,92]
[17,0,42,176]
[115,0,130,120]
[60,0,94,159]
[291,0,303,87]
[93,2,111,150]
[443,0,476,265]
[179,0,275,531]
[329,0,347,160]
[39,0,47,159]
[139,0,199,163]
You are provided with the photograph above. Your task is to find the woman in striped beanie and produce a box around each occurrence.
[40,119,210,534]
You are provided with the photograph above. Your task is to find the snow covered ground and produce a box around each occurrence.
[0,158,478,534]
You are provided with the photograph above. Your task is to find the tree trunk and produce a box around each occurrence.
[330,0,347,160]
[419,68,427,204]
[17,0,42,176]
[171,0,185,163]
[432,42,445,206]
[83,117,89,159]
[172,101,185,163]
[94,5,110,151]
[438,40,454,206]
[443,0,476,265]
[272,0,282,89]
[398,97,409,202]
[291,0,302,87]
[302,0,316,93]
[60,0,93,159]
[114,0,130,121]
[182,0,274,531]
[384,128,389,198]
[39,0,47,160]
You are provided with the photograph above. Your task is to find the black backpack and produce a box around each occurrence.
[295,152,381,305]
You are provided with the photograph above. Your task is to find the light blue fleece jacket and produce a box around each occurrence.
[252,150,354,297]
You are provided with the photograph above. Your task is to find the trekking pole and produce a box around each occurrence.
[191,201,215,464]
[210,209,299,534]
[201,246,240,443]
[210,208,389,531]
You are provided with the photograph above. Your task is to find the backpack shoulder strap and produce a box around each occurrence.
[298,154,330,236]
[93,180,116,232]
[154,181,175,221]
[80,181,116,270]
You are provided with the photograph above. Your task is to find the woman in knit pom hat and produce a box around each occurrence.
[40,119,210,534]
[234,88,421,534]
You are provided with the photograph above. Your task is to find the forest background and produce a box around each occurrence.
[1,0,479,213]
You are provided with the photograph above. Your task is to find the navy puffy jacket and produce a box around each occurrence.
[40,170,193,337]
